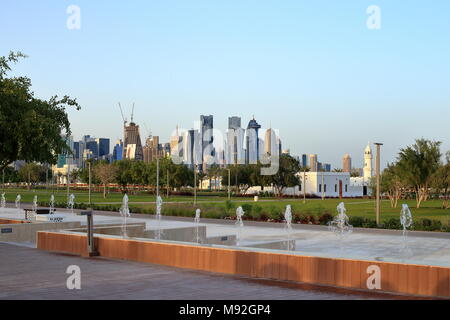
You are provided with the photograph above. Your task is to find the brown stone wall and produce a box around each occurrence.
[36,231,450,298]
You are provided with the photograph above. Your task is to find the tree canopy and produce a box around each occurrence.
[0,51,80,171]
[397,138,442,208]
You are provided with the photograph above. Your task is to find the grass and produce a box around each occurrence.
[3,187,449,225]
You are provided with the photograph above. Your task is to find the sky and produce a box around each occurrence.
[1,0,449,169]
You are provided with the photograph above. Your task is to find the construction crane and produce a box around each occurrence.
[130,102,135,124]
[118,102,127,128]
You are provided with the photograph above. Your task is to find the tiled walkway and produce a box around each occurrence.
[1,243,415,300]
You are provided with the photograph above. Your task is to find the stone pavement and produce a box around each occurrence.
[0,243,417,300]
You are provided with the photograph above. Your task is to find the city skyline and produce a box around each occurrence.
[64,113,379,173]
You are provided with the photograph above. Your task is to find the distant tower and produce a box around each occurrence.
[245,117,261,164]
[264,128,277,156]
[363,142,373,180]
[200,115,214,171]
[123,122,144,161]
[342,154,352,173]
[309,154,318,172]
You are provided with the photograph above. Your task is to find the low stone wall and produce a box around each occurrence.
[243,239,296,251]
[66,223,146,238]
[37,230,450,298]
[205,234,237,246]
[0,219,31,224]
[143,226,207,243]
[1,221,81,243]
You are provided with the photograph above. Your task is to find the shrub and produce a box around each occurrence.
[383,218,402,230]
[241,203,253,216]
[318,213,333,225]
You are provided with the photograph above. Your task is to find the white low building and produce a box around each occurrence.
[246,172,371,198]
[246,143,374,198]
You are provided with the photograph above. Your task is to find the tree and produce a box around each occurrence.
[18,162,46,189]
[2,166,19,183]
[220,164,259,194]
[397,139,442,208]
[262,154,301,197]
[93,163,118,198]
[431,154,450,209]
[114,159,134,193]
[0,52,80,171]
[171,163,194,189]
[380,163,405,208]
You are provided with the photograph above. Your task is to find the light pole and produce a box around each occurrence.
[194,164,197,205]
[88,161,91,206]
[374,142,383,225]
[321,171,325,200]
[166,169,169,198]
[303,169,306,204]
[66,155,71,202]
[156,156,160,199]
[227,168,231,200]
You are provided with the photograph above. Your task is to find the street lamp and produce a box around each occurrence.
[374,142,383,225]
[227,168,231,200]
[303,169,307,204]
[194,163,197,205]
[88,161,92,206]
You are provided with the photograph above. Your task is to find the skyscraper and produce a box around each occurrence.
[143,135,163,163]
[183,129,201,169]
[342,154,352,173]
[96,138,110,158]
[123,122,144,160]
[264,128,278,156]
[228,116,241,130]
[309,154,318,172]
[246,117,261,164]
[302,154,308,168]
[112,140,123,162]
[226,116,245,165]
[200,115,214,170]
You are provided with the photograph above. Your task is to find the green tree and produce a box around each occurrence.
[397,139,442,208]
[93,163,118,198]
[380,163,405,208]
[171,163,194,189]
[431,153,450,209]
[114,159,134,193]
[18,162,45,189]
[0,52,80,171]
[262,154,301,197]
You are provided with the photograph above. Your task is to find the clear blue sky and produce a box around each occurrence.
[1,0,449,169]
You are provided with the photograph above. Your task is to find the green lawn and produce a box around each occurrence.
[3,187,448,224]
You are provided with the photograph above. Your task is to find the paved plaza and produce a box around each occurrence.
[1,243,414,300]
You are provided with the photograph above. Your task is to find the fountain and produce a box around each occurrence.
[400,203,413,257]
[283,205,294,251]
[155,195,163,240]
[67,193,75,214]
[194,208,201,243]
[119,194,131,237]
[49,194,55,214]
[15,194,21,213]
[32,195,38,213]
[1,193,5,209]
[235,206,245,245]
[328,202,353,251]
